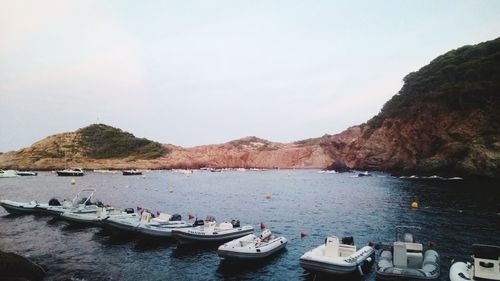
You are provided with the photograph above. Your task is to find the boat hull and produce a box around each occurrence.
[300,246,375,275]
[102,216,140,234]
[0,200,37,214]
[56,171,84,176]
[376,250,440,281]
[172,226,254,245]
[449,262,472,281]
[218,237,287,260]
[122,171,142,176]
[16,172,37,176]
[60,212,103,226]
[137,222,191,238]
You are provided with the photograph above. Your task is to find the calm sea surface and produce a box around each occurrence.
[0,170,498,281]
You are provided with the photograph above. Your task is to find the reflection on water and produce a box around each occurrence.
[0,170,498,280]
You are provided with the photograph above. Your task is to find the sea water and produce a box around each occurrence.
[0,170,498,280]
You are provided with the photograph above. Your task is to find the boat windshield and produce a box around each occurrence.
[71,188,96,206]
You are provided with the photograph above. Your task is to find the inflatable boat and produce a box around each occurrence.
[171,216,254,245]
[450,244,499,281]
[300,236,375,275]
[36,189,111,215]
[102,211,142,233]
[137,213,191,238]
[376,226,440,280]
[217,229,287,260]
[0,200,39,214]
[60,207,125,226]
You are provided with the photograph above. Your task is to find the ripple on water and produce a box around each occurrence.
[0,171,498,281]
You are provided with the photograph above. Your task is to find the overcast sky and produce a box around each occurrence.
[1,1,499,152]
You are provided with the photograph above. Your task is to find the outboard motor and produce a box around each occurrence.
[169,213,182,221]
[231,219,240,227]
[48,198,62,206]
[342,236,354,245]
[193,219,205,226]
[95,200,105,208]
[124,208,135,214]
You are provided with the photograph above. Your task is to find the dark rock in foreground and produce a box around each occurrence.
[0,250,45,281]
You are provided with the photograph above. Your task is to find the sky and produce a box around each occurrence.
[1,1,500,152]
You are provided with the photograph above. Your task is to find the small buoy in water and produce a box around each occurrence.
[142,175,146,179]
[287,172,291,176]
[168,186,174,193]
[265,193,272,199]
[260,222,266,229]
[300,231,308,238]
[411,201,418,209]
[70,178,76,185]
[188,213,194,220]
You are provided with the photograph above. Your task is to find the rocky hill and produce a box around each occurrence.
[333,37,500,178]
[0,38,498,178]
[0,125,340,170]
[0,124,166,170]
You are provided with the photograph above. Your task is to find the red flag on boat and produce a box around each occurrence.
[188,213,194,220]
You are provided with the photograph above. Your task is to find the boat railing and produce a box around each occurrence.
[71,188,97,206]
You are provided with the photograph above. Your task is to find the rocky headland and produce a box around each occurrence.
[0,37,498,178]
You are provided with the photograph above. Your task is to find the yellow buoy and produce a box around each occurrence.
[70,178,76,185]
[168,186,174,193]
[411,201,418,209]
[265,193,272,199]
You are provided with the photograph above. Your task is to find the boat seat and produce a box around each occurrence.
[157,213,171,220]
[219,222,233,230]
[393,241,408,268]
[473,244,500,281]
[339,244,357,257]
[404,242,423,252]
[324,236,340,258]
[140,212,152,223]
[260,229,272,242]
[407,252,423,268]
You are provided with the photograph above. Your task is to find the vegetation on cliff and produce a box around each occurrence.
[367,37,500,133]
[78,124,166,159]
[355,37,500,178]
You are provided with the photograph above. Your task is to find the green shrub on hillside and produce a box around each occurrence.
[366,37,500,134]
[78,124,166,159]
